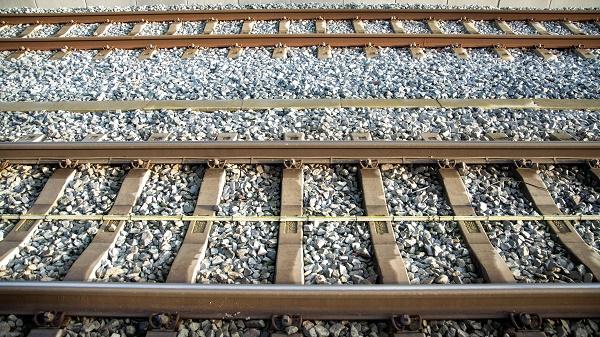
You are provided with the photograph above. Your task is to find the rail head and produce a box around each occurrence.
[0,140,598,165]
[0,282,599,319]
[1,9,599,24]
[1,34,600,51]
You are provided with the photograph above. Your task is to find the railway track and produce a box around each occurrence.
[0,9,599,59]
[1,5,600,337]
[0,138,599,335]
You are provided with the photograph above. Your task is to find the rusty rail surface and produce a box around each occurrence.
[0,141,599,164]
[1,9,599,24]
[0,282,599,319]
[1,34,599,51]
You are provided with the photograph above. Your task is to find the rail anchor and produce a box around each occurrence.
[130,159,152,170]
[390,314,424,337]
[207,159,226,169]
[359,159,379,169]
[283,159,302,169]
[270,315,302,337]
[147,313,181,337]
[514,159,538,169]
[28,312,67,337]
[505,313,546,337]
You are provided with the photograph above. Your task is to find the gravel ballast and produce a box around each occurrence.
[0,165,54,242]
[539,165,600,252]
[2,48,599,102]
[381,165,480,284]
[381,165,452,216]
[198,164,280,284]
[94,164,203,282]
[1,108,598,142]
[303,165,376,284]
[463,165,592,283]
[0,164,124,281]
[0,315,25,337]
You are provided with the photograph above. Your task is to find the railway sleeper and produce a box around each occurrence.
[2,43,597,61]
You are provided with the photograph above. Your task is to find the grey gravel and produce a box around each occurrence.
[427,320,503,337]
[289,20,315,34]
[0,2,589,15]
[578,21,600,35]
[439,20,467,34]
[217,165,281,216]
[382,164,452,216]
[0,165,54,243]
[94,164,202,282]
[327,20,354,33]
[473,20,504,34]
[2,108,598,142]
[485,220,591,283]
[304,221,377,285]
[303,165,374,284]
[104,23,134,36]
[463,166,590,282]
[542,319,600,337]
[139,22,169,36]
[0,315,25,337]
[64,317,146,337]
[214,21,241,34]
[0,165,54,214]
[544,21,572,35]
[0,25,26,38]
[177,21,205,35]
[463,165,538,216]
[63,23,99,37]
[251,21,278,34]
[304,165,363,216]
[24,24,61,38]
[197,221,277,284]
[539,165,600,252]
[539,165,600,215]
[509,21,538,35]
[403,20,429,34]
[395,221,483,284]
[2,47,599,101]
[198,164,280,284]
[364,20,393,34]
[0,165,124,281]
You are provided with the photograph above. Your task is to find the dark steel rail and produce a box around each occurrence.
[0,282,599,319]
[1,9,599,24]
[1,34,599,51]
[1,141,599,164]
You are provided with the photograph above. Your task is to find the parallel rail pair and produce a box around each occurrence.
[1,9,599,52]
[0,140,599,320]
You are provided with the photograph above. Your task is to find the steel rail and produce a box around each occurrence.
[1,9,599,24]
[3,213,600,222]
[1,34,599,51]
[0,141,599,165]
[0,283,599,319]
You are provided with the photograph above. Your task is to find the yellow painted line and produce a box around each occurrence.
[0,99,598,113]
[1,214,598,222]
